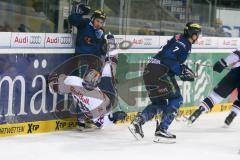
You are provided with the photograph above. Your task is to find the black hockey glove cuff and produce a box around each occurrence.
[213,59,227,73]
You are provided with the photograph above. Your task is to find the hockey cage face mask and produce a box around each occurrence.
[83,69,101,90]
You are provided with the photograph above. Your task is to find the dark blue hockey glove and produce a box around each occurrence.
[179,64,195,81]
[72,3,91,15]
[108,111,127,123]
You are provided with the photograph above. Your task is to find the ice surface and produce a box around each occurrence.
[1,112,240,160]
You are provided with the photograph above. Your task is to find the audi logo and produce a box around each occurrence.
[144,38,152,45]
[59,37,72,44]
[29,36,42,44]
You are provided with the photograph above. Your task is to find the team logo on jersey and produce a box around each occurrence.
[84,37,92,44]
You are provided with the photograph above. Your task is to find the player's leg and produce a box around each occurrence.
[224,87,240,126]
[128,63,170,140]
[99,62,117,107]
[98,52,127,125]
[188,91,224,124]
[128,98,167,140]
[74,102,99,131]
[189,67,240,124]
[154,84,183,143]
[141,98,168,122]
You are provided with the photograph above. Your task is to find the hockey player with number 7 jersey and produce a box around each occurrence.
[128,22,201,143]
[188,49,240,126]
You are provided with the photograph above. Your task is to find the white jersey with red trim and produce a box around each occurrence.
[64,76,112,125]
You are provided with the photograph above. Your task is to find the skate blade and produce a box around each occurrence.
[128,125,143,140]
[175,116,188,122]
[153,136,176,144]
[222,124,230,128]
[76,126,100,132]
[186,117,196,126]
[187,120,193,126]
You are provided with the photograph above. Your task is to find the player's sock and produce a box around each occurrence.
[188,91,224,124]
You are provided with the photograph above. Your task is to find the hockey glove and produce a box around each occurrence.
[73,3,91,15]
[108,111,127,123]
[213,59,227,73]
[48,74,60,93]
[179,64,195,81]
[48,74,68,94]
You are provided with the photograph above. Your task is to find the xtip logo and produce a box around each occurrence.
[55,121,67,130]
[27,123,40,133]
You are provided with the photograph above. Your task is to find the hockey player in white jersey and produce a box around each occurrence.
[188,49,240,126]
[49,34,126,129]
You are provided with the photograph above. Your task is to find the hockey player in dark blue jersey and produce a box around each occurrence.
[188,50,240,126]
[128,22,201,143]
[68,4,106,57]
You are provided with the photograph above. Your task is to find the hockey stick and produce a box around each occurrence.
[186,61,232,78]
[189,61,231,73]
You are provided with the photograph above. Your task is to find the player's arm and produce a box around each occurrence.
[68,14,84,27]
[68,4,90,27]
[160,45,183,75]
[64,76,83,87]
[213,50,240,73]
[161,44,195,81]
[100,33,107,56]
[48,74,71,94]
[161,44,190,73]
